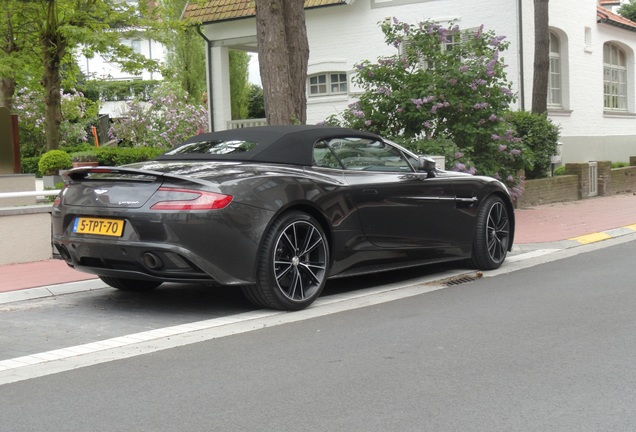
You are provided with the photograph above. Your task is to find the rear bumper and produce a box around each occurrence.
[52,203,274,286]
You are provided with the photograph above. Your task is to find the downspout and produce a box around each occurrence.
[196,25,215,132]
[517,0,526,111]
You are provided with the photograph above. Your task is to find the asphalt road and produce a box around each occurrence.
[1,237,635,431]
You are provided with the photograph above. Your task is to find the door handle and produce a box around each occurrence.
[363,189,378,195]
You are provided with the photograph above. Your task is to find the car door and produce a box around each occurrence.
[319,137,461,249]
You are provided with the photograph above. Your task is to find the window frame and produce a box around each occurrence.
[312,138,415,173]
[548,32,562,108]
[307,72,349,97]
[398,27,478,71]
[603,43,628,112]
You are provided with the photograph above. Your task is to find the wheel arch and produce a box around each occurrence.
[253,201,334,278]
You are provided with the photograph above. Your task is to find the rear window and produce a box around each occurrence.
[165,140,259,155]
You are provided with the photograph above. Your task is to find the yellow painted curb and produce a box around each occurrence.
[625,224,636,231]
[570,232,613,245]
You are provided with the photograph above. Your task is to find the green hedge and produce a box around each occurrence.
[21,146,166,175]
[81,80,161,102]
[93,147,165,166]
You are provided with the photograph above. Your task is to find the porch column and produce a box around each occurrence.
[210,45,232,131]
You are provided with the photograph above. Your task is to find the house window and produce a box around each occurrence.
[308,73,348,96]
[548,32,562,108]
[399,27,477,70]
[131,40,142,54]
[443,33,461,52]
[604,43,627,111]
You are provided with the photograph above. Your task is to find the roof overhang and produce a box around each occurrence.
[597,5,636,32]
[182,0,353,25]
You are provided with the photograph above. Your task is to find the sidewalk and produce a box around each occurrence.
[1,193,635,295]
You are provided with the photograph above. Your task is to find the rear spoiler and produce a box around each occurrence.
[63,166,164,183]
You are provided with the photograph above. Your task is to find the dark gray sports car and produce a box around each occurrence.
[52,125,514,310]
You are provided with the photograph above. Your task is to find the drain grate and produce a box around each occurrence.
[427,271,484,287]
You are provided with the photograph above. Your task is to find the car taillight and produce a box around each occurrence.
[52,186,67,208]
[150,187,233,210]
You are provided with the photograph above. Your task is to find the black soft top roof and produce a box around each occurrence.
[154,125,383,166]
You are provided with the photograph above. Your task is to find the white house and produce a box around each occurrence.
[75,0,166,118]
[184,0,636,165]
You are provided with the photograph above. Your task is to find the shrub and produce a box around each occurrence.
[21,157,41,176]
[553,166,567,176]
[324,19,528,198]
[612,161,629,168]
[505,111,560,179]
[38,150,72,175]
[93,147,165,166]
[108,82,208,149]
[15,88,99,157]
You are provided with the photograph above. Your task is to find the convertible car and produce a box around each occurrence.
[52,125,514,311]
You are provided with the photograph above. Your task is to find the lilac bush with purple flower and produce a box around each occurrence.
[15,89,99,157]
[109,83,208,149]
[325,19,530,199]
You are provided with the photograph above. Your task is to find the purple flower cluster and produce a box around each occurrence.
[377,86,391,97]
[410,96,435,109]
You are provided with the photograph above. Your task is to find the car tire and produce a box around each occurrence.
[99,276,162,292]
[243,211,330,311]
[469,195,511,270]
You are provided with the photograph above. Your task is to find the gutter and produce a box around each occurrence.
[195,25,215,132]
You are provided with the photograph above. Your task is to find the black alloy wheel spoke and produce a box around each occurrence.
[486,202,509,262]
[288,267,303,299]
[274,260,294,280]
[299,262,324,285]
[273,220,327,301]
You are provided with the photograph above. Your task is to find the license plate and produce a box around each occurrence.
[73,217,125,237]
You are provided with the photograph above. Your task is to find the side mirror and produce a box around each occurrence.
[417,156,437,173]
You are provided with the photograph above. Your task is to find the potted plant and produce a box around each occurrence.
[38,150,72,188]
[71,151,99,168]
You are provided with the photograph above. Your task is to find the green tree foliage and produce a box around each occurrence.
[618,0,636,22]
[248,84,265,119]
[160,0,207,104]
[326,19,529,198]
[230,50,250,120]
[1,0,161,151]
[0,0,40,110]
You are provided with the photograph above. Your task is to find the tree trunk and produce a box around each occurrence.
[283,0,309,124]
[255,0,309,125]
[1,8,18,111]
[41,0,65,151]
[531,0,550,114]
[0,78,16,111]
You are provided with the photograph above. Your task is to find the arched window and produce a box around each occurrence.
[548,32,562,108]
[604,43,628,111]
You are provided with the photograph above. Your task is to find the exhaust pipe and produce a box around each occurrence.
[55,243,71,262]
[142,252,164,270]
